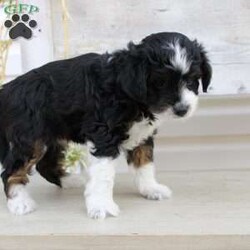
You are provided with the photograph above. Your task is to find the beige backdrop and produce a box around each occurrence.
[51,0,250,95]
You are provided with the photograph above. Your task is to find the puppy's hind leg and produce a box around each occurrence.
[36,141,66,187]
[1,141,46,215]
[36,140,84,188]
[127,137,172,200]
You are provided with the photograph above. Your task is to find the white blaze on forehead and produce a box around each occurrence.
[168,41,191,74]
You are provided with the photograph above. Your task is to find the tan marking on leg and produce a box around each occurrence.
[27,142,47,175]
[7,141,46,197]
[128,144,153,168]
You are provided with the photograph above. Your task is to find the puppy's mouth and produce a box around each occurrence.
[149,105,168,114]
[151,103,194,119]
[172,103,190,117]
[170,102,198,119]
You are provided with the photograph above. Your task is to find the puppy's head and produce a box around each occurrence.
[144,32,212,118]
[116,32,212,119]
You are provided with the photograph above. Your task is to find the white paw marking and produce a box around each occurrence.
[61,174,85,189]
[139,183,172,200]
[7,184,36,215]
[86,196,120,219]
[85,147,119,219]
[134,163,172,200]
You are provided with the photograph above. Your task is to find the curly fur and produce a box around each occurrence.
[0,32,212,216]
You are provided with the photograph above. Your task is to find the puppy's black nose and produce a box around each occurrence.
[173,103,189,117]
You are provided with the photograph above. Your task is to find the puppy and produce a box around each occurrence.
[0,32,212,218]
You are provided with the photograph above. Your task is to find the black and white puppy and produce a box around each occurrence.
[0,32,212,218]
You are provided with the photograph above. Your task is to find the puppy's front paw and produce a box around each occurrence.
[139,183,172,200]
[7,195,37,215]
[86,196,120,219]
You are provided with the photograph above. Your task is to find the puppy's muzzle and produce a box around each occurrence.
[172,103,190,117]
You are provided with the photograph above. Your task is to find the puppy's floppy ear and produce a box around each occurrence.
[197,43,212,93]
[116,42,148,102]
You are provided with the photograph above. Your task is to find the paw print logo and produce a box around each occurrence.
[4,14,37,40]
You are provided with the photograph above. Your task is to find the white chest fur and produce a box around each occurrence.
[122,115,164,150]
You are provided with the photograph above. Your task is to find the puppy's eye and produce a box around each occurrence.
[191,73,202,80]
[186,80,199,94]
[186,81,193,88]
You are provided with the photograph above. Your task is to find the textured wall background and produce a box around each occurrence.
[51,0,250,95]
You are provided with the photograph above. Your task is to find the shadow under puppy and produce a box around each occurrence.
[0,32,212,219]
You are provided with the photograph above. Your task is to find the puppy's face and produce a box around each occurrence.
[144,35,212,118]
[117,33,212,119]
